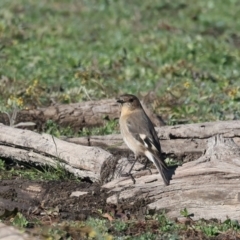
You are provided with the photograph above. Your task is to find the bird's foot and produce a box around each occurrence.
[138,166,152,175]
[120,172,136,184]
[138,161,152,174]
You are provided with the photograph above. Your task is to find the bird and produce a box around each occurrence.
[116,93,170,186]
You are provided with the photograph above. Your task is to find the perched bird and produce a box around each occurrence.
[117,94,170,186]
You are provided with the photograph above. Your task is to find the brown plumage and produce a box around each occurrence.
[117,94,170,186]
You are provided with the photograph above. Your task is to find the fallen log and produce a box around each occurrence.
[0,124,115,182]
[0,124,144,183]
[103,134,240,221]
[67,120,240,162]
[0,98,164,130]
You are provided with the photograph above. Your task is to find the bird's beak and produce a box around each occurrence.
[116,98,124,104]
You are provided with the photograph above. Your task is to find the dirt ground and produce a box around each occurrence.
[0,178,152,238]
[0,179,112,221]
[0,178,240,240]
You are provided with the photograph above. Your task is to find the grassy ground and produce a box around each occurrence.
[1,0,240,239]
[0,0,240,124]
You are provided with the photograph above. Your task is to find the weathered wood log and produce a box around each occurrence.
[1,120,240,178]
[0,98,164,130]
[0,124,116,182]
[103,134,240,221]
[67,120,240,162]
[0,124,145,183]
[0,223,33,240]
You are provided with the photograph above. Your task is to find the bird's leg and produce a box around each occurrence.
[138,158,152,174]
[128,155,138,175]
[121,155,138,184]
[142,158,149,170]
[127,156,138,184]
[129,173,136,184]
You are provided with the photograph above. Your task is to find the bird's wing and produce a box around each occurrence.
[126,110,161,153]
[126,109,169,178]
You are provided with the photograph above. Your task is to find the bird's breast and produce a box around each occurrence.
[119,117,143,156]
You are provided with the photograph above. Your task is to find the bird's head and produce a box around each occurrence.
[116,94,141,112]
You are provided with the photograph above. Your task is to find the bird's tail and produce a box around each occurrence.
[145,151,170,186]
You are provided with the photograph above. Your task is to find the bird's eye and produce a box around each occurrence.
[129,98,134,102]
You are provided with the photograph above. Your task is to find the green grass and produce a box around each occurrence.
[0,0,240,124]
[45,119,119,138]
[83,213,240,239]
[0,158,78,181]
[13,212,239,239]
